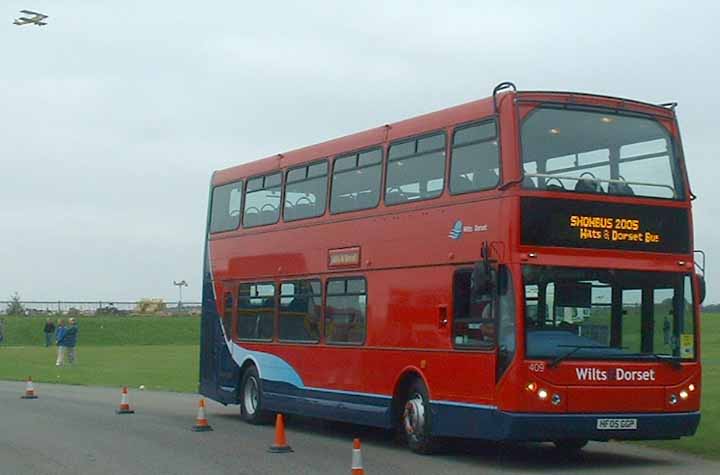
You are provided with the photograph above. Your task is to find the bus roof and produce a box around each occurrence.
[212,88,677,186]
[212,95,496,186]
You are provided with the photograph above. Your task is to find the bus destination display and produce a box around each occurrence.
[521,198,689,253]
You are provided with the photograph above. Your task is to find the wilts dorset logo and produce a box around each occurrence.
[448,220,489,240]
[449,220,464,240]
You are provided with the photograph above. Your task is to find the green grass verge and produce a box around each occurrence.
[0,345,198,393]
[0,315,199,346]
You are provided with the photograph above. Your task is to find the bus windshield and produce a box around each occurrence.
[521,107,684,200]
[523,265,696,362]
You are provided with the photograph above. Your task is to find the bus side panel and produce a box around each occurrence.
[261,380,393,428]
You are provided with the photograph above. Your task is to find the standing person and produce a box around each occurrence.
[55,319,66,366]
[663,314,672,346]
[0,317,5,346]
[63,318,79,364]
[43,318,56,347]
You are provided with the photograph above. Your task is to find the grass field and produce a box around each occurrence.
[0,313,718,458]
[0,315,200,392]
[0,345,199,392]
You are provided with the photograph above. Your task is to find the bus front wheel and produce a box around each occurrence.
[240,366,271,424]
[402,379,436,454]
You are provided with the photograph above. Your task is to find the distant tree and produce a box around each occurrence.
[6,292,25,315]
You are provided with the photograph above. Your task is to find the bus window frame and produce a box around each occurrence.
[517,103,686,201]
[324,276,368,346]
[329,146,384,216]
[242,172,284,228]
[451,267,497,351]
[222,289,235,341]
[448,117,501,196]
[283,159,330,223]
[277,278,323,345]
[235,281,277,342]
[384,130,448,207]
[208,180,244,234]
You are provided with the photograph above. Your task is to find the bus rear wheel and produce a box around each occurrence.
[401,379,436,454]
[240,366,271,424]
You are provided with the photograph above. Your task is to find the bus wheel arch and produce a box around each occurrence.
[392,369,436,454]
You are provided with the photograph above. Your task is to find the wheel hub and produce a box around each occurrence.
[244,377,258,415]
[403,395,425,436]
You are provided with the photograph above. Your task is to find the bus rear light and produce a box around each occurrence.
[525,382,537,392]
[680,390,689,400]
[537,389,548,400]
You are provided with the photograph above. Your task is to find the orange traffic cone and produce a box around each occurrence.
[351,438,365,474]
[21,377,38,399]
[191,398,213,432]
[268,414,293,453]
[116,386,135,414]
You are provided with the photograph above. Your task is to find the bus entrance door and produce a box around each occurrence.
[215,322,239,404]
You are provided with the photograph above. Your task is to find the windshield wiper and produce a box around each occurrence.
[629,353,683,369]
[549,344,609,368]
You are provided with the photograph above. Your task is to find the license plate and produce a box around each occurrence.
[596,418,637,430]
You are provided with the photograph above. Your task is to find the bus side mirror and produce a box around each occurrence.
[698,275,707,304]
[472,262,496,297]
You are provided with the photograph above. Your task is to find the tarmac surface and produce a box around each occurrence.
[1,380,717,475]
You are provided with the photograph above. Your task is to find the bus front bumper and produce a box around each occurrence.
[430,403,700,441]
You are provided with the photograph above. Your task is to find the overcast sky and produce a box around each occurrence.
[2,1,719,303]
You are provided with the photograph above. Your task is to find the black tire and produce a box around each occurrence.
[553,439,588,452]
[240,366,271,424]
[401,379,436,454]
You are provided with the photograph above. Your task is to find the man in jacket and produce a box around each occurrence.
[55,319,66,366]
[43,318,56,347]
[63,318,79,364]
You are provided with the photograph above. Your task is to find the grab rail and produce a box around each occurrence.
[493,81,517,113]
[523,173,677,198]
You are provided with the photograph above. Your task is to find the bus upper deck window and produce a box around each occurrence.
[244,173,282,227]
[450,120,500,194]
[284,161,328,222]
[330,149,382,214]
[209,181,243,233]
[386,132,446,205]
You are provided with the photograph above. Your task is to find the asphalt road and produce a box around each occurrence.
[1,381,717,475]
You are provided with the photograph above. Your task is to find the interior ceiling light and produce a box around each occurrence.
[549,128,560,135]
[601,116,614,124]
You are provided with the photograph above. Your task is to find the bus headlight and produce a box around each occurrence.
[679,390,689,400]
[526,382,537,392]
[538,389,548,400]
[688,384,696,392]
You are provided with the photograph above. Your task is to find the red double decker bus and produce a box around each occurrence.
[199,82,704,453]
